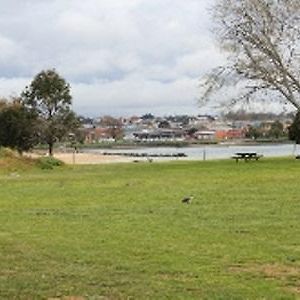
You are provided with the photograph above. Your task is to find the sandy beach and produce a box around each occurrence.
[54,152,134,164]
[25,152,136,164]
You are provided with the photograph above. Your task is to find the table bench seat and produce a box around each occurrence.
[232,153,263,162]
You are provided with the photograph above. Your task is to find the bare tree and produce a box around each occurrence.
[99,116,124,140]
[200,0,300,111]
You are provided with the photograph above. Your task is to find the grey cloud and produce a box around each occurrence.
[72,76,199,116]
[0,0,224,115]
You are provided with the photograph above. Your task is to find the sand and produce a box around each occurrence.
[54,152,134,164]
[25,151,136,164]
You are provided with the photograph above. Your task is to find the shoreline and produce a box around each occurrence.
[76,139,293,150]
[54,152,134,164]
[26,141,296,165]
[26,152,135,165]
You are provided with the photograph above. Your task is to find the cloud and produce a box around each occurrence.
[0,77,30,98]
[72,75,199,116]
[0,35,17,61]
[0,0,224,116]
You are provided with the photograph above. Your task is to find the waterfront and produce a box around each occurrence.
[85,143,299,161]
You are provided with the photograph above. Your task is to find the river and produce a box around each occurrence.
[84,143,299,160]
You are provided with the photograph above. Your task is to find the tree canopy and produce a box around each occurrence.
[200,0,300,111]
[22,69,79,155]
[0,99,38,154]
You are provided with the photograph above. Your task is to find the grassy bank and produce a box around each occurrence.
[1,158,300,299]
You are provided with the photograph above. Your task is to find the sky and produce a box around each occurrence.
[0,0,226,117]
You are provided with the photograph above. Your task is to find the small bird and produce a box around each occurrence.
[181,195,193,204]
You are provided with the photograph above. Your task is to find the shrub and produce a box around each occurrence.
[37,156,64,169]
[0,147,18,159]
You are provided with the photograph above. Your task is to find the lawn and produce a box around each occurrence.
[1,158,300,299]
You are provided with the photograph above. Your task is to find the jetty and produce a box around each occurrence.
[102,152,187,158]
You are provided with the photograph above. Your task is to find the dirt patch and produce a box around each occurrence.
[229,263,300,294]
[48,297,85,300]
[260,264,299,279]
[229,263,300,278]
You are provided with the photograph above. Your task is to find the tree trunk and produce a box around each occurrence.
[48,142,53,156]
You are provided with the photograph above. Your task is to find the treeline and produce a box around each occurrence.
[0,69,80,155]
[223,110,295,122]
[245,117,300,143]
[245,121,287,140]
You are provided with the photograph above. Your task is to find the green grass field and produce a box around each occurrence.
[1,157,300,299]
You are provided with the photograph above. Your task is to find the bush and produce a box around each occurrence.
[0,147,18,159]
[37,156,64,169]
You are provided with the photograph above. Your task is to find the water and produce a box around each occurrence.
[85,143,299,160]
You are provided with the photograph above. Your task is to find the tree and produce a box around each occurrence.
[22,69,79,155]
[186,127,198,138]
[245,125,261,140]
[200,0,300,111]
[158,120,171,129]
[289,112,300,144]
[0,98,7,111]
[0,99,38,154]
[99,116,124,140]
[141,113,155,120]
[268,120,284,139]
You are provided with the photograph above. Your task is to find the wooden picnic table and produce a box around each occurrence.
[232,152,263,162]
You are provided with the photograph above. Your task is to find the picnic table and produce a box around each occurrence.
[232,152,263,162]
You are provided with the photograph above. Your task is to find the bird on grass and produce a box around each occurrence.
[181,195,194,204]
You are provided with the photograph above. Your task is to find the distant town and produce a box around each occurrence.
[77,111,295,145]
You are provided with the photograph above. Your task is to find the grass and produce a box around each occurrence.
[1,157,300,299]
[0,148,36,171]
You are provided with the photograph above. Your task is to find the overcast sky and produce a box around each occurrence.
[0,0,226,117]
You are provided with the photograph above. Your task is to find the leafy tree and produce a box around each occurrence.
[289,112,300,144]
[245,126,261,140]
[0,98,7,111]
[99,116,124,140]
[268,120,284,139]
[22,69,79,155]
[0,99,38,154]
[200,0,300,110]
[158,120,171,129]
[141,113,155,120]
[186,127,198,138]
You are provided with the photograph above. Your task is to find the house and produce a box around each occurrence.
[194,130,216,140]
[133,129,185,142]
[215,129,245,140]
